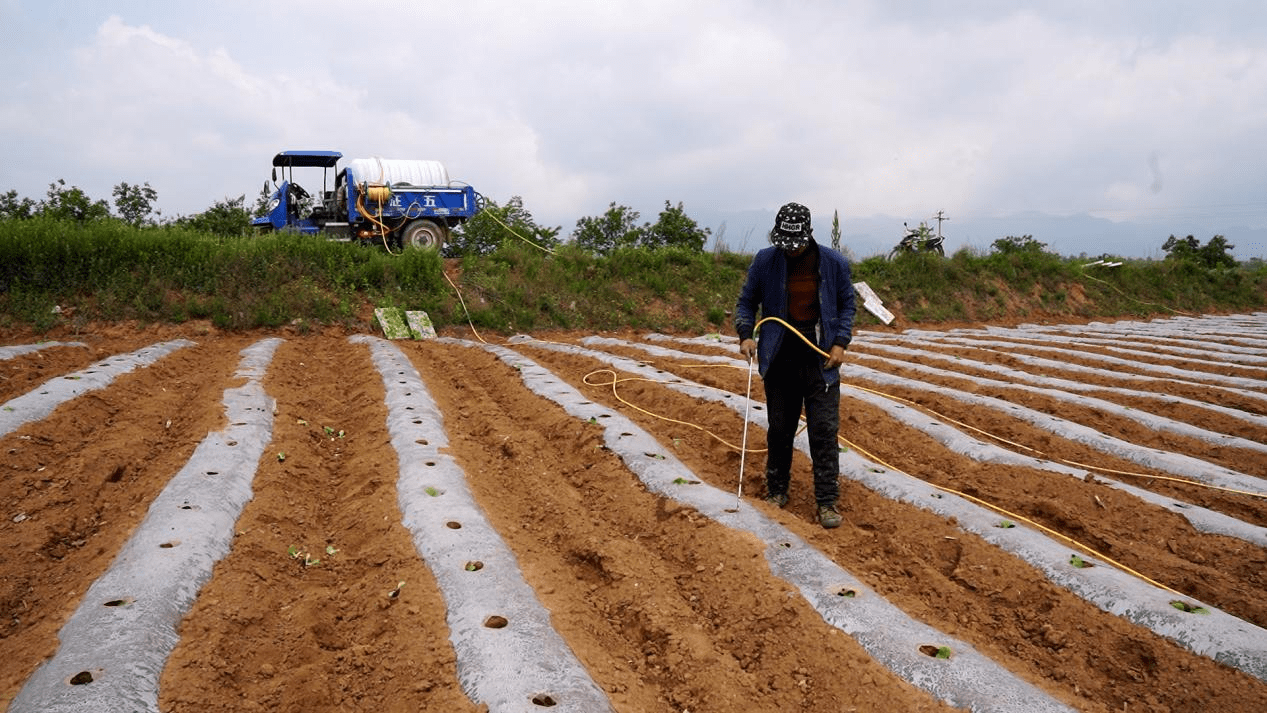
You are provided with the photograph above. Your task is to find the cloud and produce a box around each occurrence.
[0,1,1264,256]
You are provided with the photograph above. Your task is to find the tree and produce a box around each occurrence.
[1161,234,1201,261]
[992,234,1048,254]
[831,209,841,251]
[112,181,159,227]
[0,189,37,220]
[445,195,560,257]
[1162,234,1235,268]
[175,195,252,236]
[253,181,274,217]
[643,200,710,251]
[571,203,645,254]
[40,179,111,222]
[1198,235,1236,269]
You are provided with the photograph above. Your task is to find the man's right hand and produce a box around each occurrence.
[739,338,757,361]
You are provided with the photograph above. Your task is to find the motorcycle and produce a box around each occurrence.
[888,221,945,259]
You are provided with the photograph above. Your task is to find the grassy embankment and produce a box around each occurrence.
[2,217,1264,335]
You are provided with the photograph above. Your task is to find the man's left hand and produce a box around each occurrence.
[824,345,847,369]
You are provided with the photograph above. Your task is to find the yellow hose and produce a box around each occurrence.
[364,184,392,203]
[354,184,399,254]
[597,325,1260,597]
[756,318,1263,499]
[437,272,1253,601]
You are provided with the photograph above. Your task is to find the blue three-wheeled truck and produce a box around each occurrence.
[251,150,483,251]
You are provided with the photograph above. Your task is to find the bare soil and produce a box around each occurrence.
[1,317,1265,712]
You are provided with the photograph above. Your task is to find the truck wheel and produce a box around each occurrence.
[401,219,446,250]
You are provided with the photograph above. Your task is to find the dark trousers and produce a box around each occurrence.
[762,333,841,506]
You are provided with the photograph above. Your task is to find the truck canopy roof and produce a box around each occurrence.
[271,151,343,168]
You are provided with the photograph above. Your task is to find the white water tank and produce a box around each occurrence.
[346,157,450,188]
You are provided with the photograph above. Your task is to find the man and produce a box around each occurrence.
[734,202,856,529]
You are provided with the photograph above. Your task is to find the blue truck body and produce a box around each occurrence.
[251,150,482,250]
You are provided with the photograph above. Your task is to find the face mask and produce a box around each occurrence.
[771,232,809,251]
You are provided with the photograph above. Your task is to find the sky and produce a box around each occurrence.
[2,0,1265,259]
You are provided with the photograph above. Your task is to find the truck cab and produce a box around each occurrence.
[251,150,343,235]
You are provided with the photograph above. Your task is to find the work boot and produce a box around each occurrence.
[817,503,842,529]
[764,492,789,509]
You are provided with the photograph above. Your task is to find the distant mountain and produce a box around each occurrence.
[700,209,1267,260]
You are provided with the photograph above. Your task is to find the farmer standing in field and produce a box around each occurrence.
[735,202,856,529]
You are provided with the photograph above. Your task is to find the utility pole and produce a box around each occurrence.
[933,210,949,238]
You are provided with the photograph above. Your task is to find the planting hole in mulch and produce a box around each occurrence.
[1171,600,1211,614]
[6,322,1267,713]
[919,645,952,659]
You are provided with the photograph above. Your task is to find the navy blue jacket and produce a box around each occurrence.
[734,241,857,384]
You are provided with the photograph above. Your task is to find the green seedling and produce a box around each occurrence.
[672,477,700,485]
[388,581,406,599]
[277,452,286,462]
[324,425,335,436]
[325,545,338,556]
[996,520,1016,529]
[936,646,952,659]
[424,486,440,497]
[287,545,320,567]
[588,417,598,424]
[1070,554,1091,568]
[297,419,308,426]
[1171,600,1210,614]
